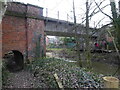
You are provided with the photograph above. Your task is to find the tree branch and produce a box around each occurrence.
[91,22,112,36]
[90,0,106,16]
[89,4,110,20]
[94,0,113,20]
[95,17,105,28]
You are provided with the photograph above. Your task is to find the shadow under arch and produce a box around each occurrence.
[3,50,24,72]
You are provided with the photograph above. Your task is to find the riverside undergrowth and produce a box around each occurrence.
[27,57,103,88]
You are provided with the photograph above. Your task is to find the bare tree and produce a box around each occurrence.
[71,0,110,69]
[94,0,120,75]
[85,0,92,69]
[73,0,82,67]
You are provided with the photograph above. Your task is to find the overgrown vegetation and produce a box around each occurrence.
[2,61,11,86]
[27,57,103,88]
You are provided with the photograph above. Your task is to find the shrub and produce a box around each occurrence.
[2,61,10,86]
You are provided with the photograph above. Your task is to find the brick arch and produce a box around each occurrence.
[3,50,24,72]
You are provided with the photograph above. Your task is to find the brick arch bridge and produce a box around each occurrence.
[1,2,98,60]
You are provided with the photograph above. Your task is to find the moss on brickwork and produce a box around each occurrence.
[35,40,40,58]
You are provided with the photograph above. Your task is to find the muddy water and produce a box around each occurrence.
[46,52,120,76]
[82,61,120,76]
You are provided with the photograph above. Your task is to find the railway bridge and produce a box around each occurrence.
[1,2,98,61]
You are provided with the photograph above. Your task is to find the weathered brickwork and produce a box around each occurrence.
[2,16,26,57]
[27,18,45,58]
[27,4,43,18]
[2,2,45,60]
[7,2,26,14]
[0,24,2,59]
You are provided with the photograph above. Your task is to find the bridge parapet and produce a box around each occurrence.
[44,17,97,38]
[6,2,43,19]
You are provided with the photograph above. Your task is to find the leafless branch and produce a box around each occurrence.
[91,22,112,36]
[80,4,110,24]
[94,0,113,20]
[90,0,106,15]
[69,0,111,32]
[95,17,105,28]
[89,4,110,20]
[88,1,93,9]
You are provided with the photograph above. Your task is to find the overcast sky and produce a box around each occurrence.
[15,0,119,28]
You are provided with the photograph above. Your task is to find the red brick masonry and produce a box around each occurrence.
[2,2,45,60]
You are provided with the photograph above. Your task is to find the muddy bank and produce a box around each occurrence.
[47,49,120,66]
[46,48,120,79]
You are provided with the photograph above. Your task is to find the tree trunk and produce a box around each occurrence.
[85,0,92,69]
[73,0,82,67]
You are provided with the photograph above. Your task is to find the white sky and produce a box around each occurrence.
[15,0,119,28]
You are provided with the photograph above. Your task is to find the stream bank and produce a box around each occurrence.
[46,48,120,79]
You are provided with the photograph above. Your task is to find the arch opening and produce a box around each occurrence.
[3,50,24,72]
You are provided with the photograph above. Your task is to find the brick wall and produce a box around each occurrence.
[0,23,2,59]
[2,2,45,60]
[2,16,27,57]
[7,2,26,14]
[27,18,45,58]
[27,4,43,18]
